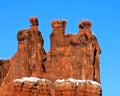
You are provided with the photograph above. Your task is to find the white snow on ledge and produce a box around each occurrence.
[56,78,100,86]
[14,77,100,87]
[92,32,96,36]
[14,77,48,82]
[0,58,10,60]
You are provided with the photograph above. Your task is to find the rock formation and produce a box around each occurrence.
[0,17,102,96]
[45,20,101,83]
[2,17,46,86]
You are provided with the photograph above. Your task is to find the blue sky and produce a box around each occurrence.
[0,0,120,96]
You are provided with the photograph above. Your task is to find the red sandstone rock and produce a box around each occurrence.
[54,78,102,96]
[45,20,101,83]
[29,16,39,26]
[0,17,46,95]
[13,78,52,96]
[0,17,102,96]
[0,59,10,85]
[79,20,92,29]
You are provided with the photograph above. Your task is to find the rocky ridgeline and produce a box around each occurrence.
[0,17,102,96]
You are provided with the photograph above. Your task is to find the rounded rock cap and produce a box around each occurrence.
[51,20,66,28]
[29,16,39,26]
[79,20,92,29]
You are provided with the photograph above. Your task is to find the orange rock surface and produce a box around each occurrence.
[0,17,102,96]
[0,59,10,85]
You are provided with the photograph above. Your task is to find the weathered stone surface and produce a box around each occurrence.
[0,77,102,96]
[45,20,101,83]
[1,17,46,87]
[13,78,52,96]
[54,80,77,96]
[29,16,39,26]
[0,77,52,96]
[0,59,10,85]
[54,79,102,96]
[0,17,102,96]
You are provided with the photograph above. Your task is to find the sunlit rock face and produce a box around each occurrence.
[13,77,52,96]
[0,17,102,96]
[54,78,101,96]
[45,20,101,83]
[1,17,46,86]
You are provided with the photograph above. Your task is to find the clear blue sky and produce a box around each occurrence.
[0,0,120,96]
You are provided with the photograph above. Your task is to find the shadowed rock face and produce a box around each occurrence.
[0,17,102,96]
[0,59,10,85]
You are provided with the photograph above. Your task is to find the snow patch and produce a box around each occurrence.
[0,58,10,60]
[14,77,100,86]
[56,78,100,86]
[14,77,48,82]
[92,32,96,36]
[88,80,100,86]
[56,79,65,83]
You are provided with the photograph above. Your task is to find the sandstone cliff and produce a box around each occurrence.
[0,17,102,96]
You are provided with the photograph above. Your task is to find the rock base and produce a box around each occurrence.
[0,77,102,96]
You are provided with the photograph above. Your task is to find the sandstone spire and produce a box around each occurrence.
[1,17,46,86]
[44,20,101,83]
